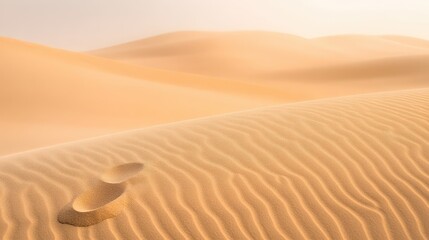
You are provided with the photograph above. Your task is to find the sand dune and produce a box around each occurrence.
[91,31,429,80]
[314,35,429,58]
[0,88,428,239]
[2,32,429,239]
[7,32,429,156]
[0,37,285,155]
[91,31,429,106]
[274,54,429,80]
[265,54,429,96]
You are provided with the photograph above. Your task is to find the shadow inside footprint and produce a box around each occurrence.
[58,182,127,227]
[58,162,144,227]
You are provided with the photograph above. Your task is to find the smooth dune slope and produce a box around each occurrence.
[0,88,428,239]
[265,54,429,96]
[91,31,429,80]
[91,31,429,99]
[0,37,285,155]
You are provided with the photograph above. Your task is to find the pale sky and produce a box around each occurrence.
[1,0,429,50]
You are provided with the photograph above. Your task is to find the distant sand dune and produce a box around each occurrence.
[92,31,429,80]
[0,37,281,155]
[90,31,429,115]
[267,54,429,85]
[0,88,428,239]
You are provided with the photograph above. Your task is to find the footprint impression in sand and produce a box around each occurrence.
[58,162,144,227]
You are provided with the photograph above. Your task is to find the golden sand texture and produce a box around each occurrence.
[0,88,428,239]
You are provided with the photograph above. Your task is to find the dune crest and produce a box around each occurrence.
[91,31,429,80]
[89,31,429,113]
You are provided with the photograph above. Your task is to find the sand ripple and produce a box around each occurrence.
[0,88,428,239]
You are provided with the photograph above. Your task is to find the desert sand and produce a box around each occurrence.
[1,31,429,239]
[3,32,429,155]
[0,88,428,239]
[92,31,429,82]
[0,37,283,155]
[92,31,429,102]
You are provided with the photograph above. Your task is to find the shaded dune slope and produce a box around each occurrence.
[58,162,144,227]
[0,88,428,239]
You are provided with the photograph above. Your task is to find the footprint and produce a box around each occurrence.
[58,162,144,227]
[58,183,127,227]
[101,162,144,184]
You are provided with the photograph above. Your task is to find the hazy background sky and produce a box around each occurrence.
[1,0,429,50]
